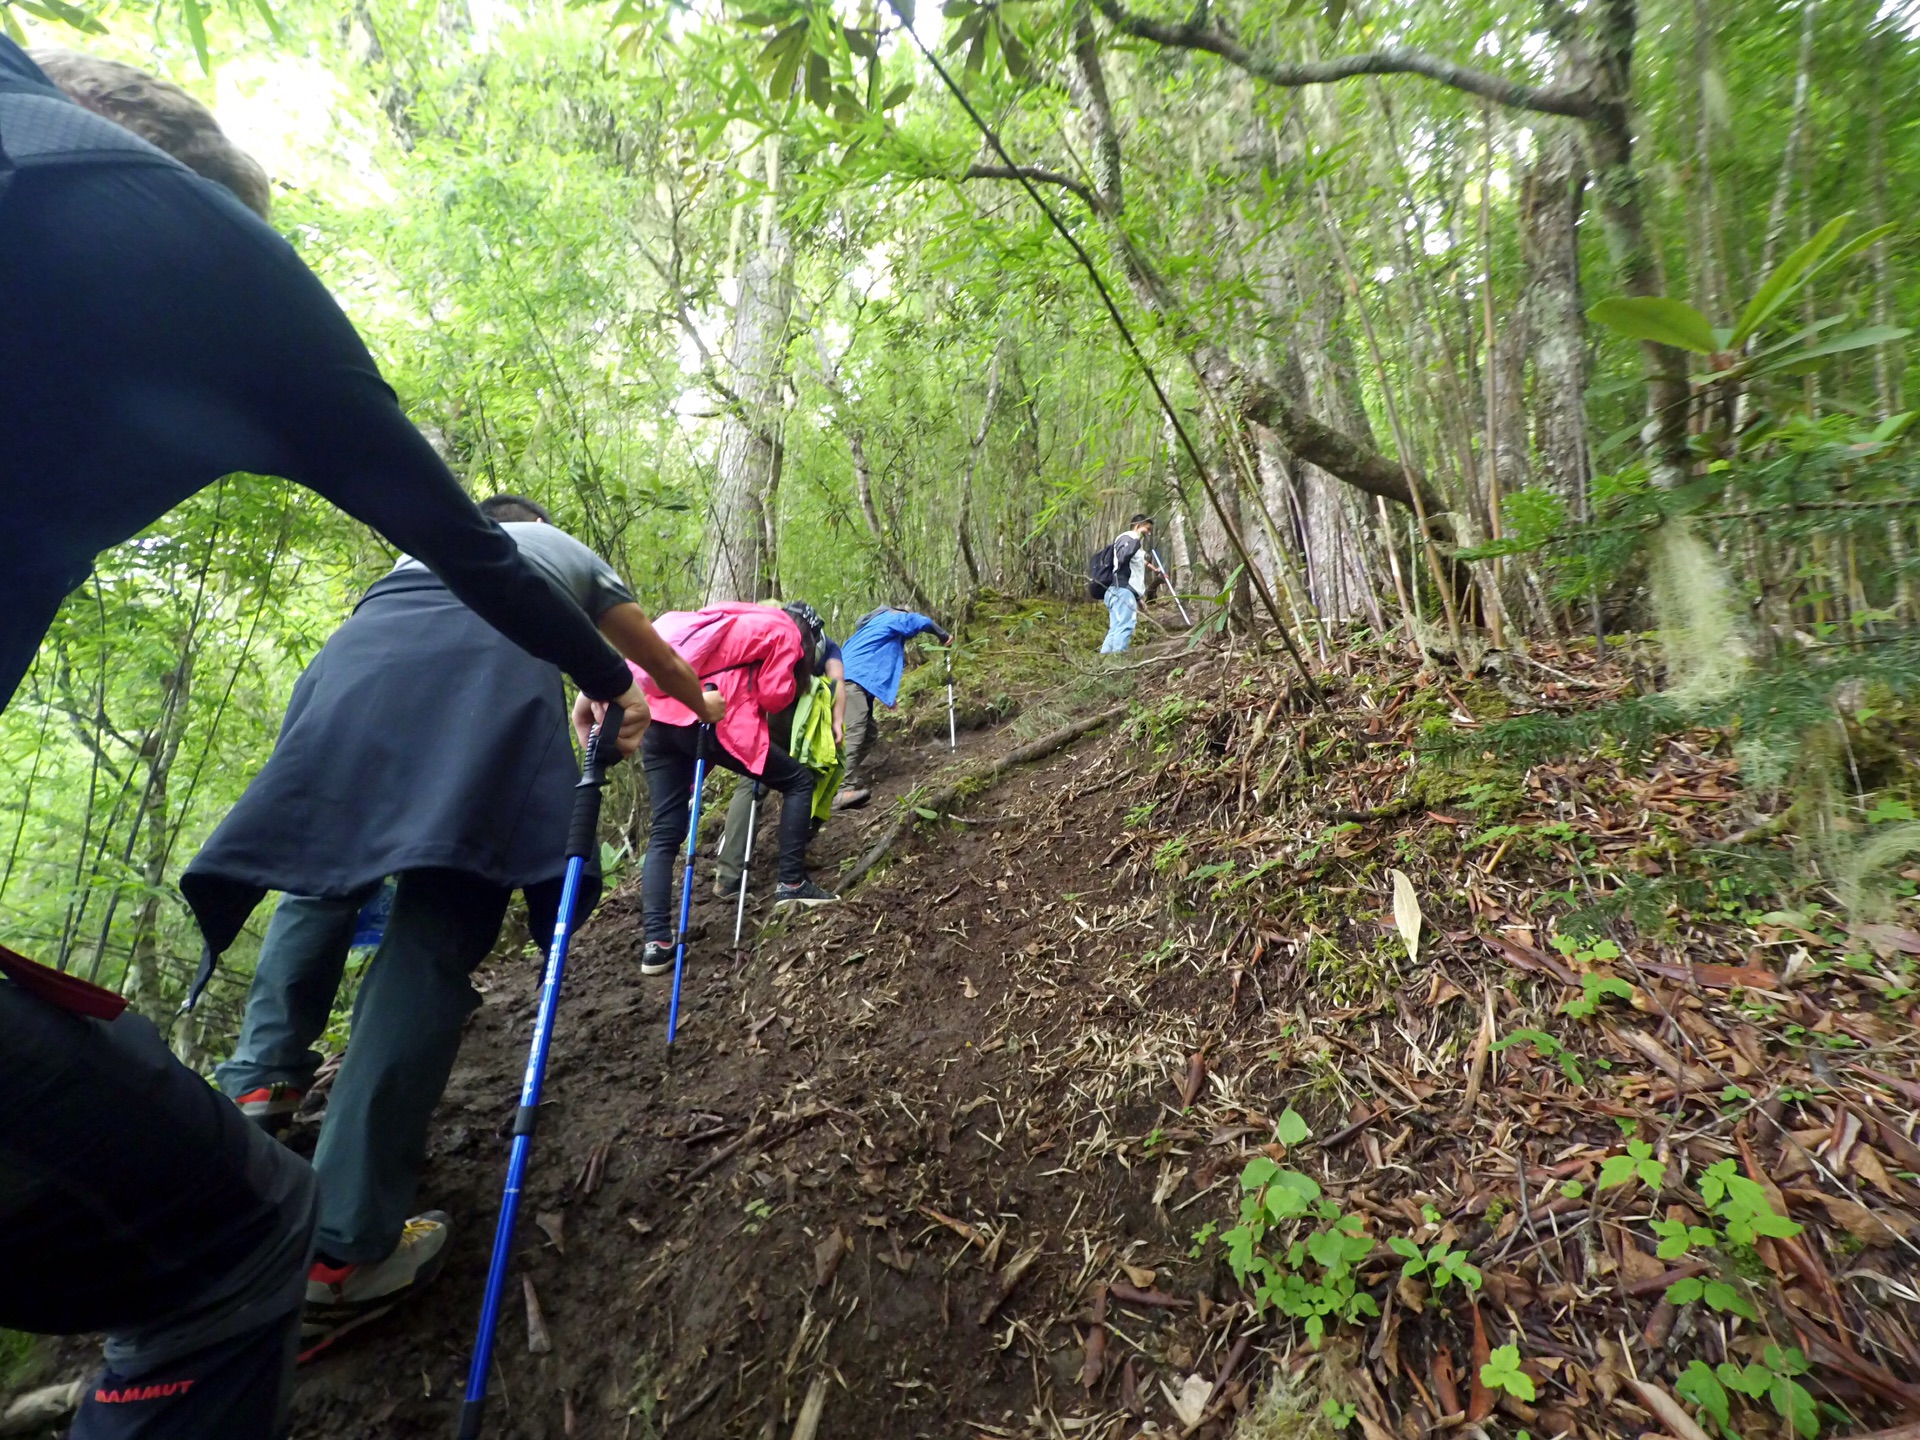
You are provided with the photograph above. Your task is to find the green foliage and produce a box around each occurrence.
[1217,1151,1380,1347]
[1386,1236,1482,1299]
[1492,1027,1585,1085]
[1677,1348,1818,1440]
[1478,1344,1536,1403]
[1562,971,1634,1020]
[1697,1160,1803,1246]
[1598,1138,1667,1192]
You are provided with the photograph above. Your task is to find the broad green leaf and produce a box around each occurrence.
[1730,213,1852,345]
[1804,222,1899,288]
[1275,1106,1311,1146]
[1676,1362,1730,1429]
[1666,1276,1705,1305]
[1240,1156,1282,1190]
[1771,1376,1818,1439]
[1588,296,1720,354]
[1767,325,1911,376]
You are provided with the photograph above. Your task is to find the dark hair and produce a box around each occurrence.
[480,494,552,524]
[1131,513,1153,527]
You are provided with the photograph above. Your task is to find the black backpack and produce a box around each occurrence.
[1087,542,1119,600]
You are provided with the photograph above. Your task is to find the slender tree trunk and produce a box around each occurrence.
[1522,125,1590,513]
[1579,0,1690,489]
[705,139,792,605]
[956,338,1007,599]
[1759,0,1821,280]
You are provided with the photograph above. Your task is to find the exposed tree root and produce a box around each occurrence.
[841,702,1131,891]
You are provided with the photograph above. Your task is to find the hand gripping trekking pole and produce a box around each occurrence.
[458,704,623,1440]
[667,686,719,1045]
[1150,547,1193,626]
[732,782,762,950]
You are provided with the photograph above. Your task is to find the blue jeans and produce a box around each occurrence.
[1100,586,1140,653]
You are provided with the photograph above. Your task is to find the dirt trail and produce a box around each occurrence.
[287,637,1213,1439]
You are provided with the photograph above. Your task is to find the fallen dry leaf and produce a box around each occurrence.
[1162,1374,1212,1428]
[1388,868,1423,964]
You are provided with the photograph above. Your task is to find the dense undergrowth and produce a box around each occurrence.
[1089,636,1920,1439]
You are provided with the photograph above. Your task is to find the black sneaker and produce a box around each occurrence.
[639,941,675,976]
[774,879,837,908]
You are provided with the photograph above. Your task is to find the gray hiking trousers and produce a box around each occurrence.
[215,869,509,1263]
[841,682,879,789]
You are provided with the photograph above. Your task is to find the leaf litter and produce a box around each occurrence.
[268,637,1920,1440]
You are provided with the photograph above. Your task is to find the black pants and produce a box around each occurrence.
[640,721,814,941]
[0,983,316,1438]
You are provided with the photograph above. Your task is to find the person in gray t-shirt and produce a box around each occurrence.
[189,493,719,1353]
[391,519,635,619]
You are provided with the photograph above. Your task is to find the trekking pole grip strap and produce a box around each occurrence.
[566,703,625,861]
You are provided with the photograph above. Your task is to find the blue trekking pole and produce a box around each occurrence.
[667,687,719,1045]
[457,703,624,1440]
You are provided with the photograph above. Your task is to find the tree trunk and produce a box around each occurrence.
[1521,125,1590,513]
[1582,0,1690,489]
[956,338,1008,599]
[704,139,792,605]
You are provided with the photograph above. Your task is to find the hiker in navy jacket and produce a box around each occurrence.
[831,606,952,809]
[0,40,648,1440]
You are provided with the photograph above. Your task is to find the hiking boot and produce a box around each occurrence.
[232,1083,304,1139]
[639,941,675,976]
[832,787,871,811]
[712,874,743,902]
[774,879,837,908]
[300,1212,451,1361]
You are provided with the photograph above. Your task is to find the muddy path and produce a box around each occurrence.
[286,660,1221,1440]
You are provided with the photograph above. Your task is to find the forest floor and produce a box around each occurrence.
[9,601,1920,1440]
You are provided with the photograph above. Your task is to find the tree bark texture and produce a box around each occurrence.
[1521,124,1590,513]
[704,233,793,605]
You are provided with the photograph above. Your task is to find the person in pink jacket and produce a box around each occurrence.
[617,601,838,970]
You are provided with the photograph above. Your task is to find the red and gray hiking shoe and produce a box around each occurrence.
[299,1211,452,1363]
[232,1083,304,1139]
[831,786,871,811]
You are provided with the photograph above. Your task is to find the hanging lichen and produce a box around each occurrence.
[1647,519,1752,707]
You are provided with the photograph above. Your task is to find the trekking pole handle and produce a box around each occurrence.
[566,703,625,861]
[583,702,626,783]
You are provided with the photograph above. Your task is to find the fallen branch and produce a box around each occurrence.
[841,703,1131,891]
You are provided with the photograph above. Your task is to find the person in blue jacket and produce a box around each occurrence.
[831,606,953,809]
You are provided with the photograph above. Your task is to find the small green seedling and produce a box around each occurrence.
[1479,1344,1536,1402]
[1598,1139,1667,1192]
[1493,1027,1586,1085]
[1678,1349,1817,1439]
[1387,1237,1483,1297]
[1563,971,1634,1019]
[1698,1159,1803,1245]
[1665,1273,1758,1320]
[1651,1216,1718,1261]
[1320,1398,1357,1430]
